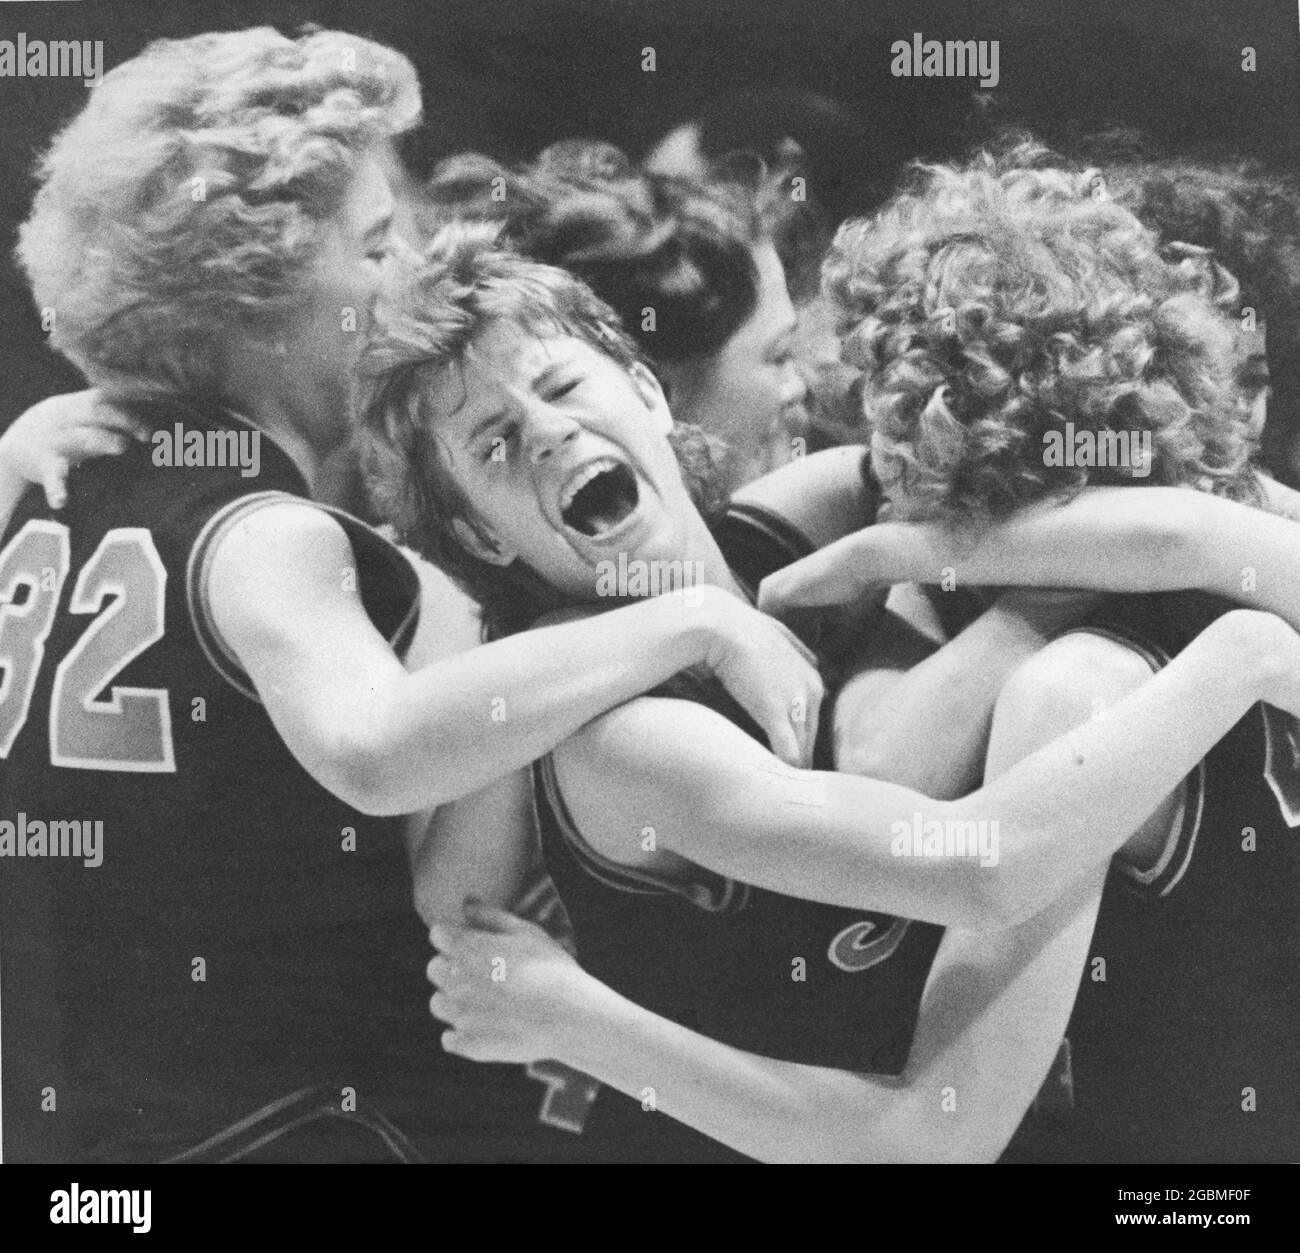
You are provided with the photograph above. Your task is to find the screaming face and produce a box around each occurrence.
[425,321,699,601]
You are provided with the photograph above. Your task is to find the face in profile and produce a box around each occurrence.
[661,243,809,491]
[426,322,698,601]
[267,155,397,438]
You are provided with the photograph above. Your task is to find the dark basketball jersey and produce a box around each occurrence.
[534,501,945,1163]
[0,399,572,1163]
[1004,591,1300,1163]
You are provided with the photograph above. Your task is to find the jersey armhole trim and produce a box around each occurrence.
[186,491,296,703]
[534,753,748,913]
[186,492,422,703]
[1061,623,1206,899]
[719,500,819,565]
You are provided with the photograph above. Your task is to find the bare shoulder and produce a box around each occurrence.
[999,629,1157,713]
[206,500,355,627]
[552,695,746,867]
[403,551,484,667]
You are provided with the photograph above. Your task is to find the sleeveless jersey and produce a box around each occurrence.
[0,399,430,1161]
[534,501,945,1162]
[1004,590,1300,1162]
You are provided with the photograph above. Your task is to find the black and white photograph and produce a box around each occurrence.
[0,0,1297,1222]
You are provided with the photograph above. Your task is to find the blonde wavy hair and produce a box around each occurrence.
[824,145,1261,522]
[17,26,420,399]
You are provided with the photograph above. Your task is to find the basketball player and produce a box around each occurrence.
[0,28,818,1162]
[362,225,1300,1161]
[763,148,1300,1161]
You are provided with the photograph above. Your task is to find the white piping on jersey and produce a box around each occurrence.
[185,490,421,704]
[1062,624,1206,899]
[535,753,749,913]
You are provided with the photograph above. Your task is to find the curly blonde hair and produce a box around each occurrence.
[17,26,420,399]
[824,145,1261,523]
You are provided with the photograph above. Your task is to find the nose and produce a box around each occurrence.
[521,398,581,465]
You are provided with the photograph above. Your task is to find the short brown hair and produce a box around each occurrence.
[361,222,725,635]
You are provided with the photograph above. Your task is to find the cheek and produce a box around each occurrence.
[684,355,763,433]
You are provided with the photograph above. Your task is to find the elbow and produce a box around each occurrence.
[781,1094,988,1165]
[961,868,1043,933]
[319,729,418,817]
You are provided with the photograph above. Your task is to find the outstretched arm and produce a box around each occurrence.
[428,884,1101,1163]
[555,607,1296,930]
[759,483,1300,631]
[205,502,824,815]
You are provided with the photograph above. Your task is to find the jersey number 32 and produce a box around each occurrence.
[0,520,175,771]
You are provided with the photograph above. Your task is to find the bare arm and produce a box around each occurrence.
[833,591,1097,796]
[553,872,1106,1162]
[395,555,539,925]
[432,618,1193,1164]
[760,484,1300,632]
[555,607,1291,930]
[430,880,1102,1163]
[207,503,823,815]
[406,770,537,927]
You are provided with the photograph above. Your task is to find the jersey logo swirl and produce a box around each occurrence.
[828,916,910,972]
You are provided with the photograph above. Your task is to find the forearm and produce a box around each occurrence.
[875,488,1300,627]
[678,610,1269,927]
[352,594,721,813]
[556,881,1096,1164]
[557,974,888,1163]
[408,771,536,927]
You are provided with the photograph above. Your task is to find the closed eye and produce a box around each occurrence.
[544,378,581,402]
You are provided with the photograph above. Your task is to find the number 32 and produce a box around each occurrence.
[0,520,175,771]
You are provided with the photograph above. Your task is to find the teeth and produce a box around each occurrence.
[559,458,619,515]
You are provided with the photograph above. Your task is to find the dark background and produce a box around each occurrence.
[2,0,1298,426]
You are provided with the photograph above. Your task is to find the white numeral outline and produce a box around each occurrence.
[50,528,174,772]
[0,520,71,757]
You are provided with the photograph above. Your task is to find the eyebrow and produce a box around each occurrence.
[532,361,572,393]
[462,351,580,443]
[467,407,510,443]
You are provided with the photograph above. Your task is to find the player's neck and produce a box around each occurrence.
[673,509,748,601]
[217,342,353,495]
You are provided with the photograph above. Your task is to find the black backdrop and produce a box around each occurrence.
[2,0,1298,426]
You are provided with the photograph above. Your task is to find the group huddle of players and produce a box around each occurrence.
[1,24,1298,1164]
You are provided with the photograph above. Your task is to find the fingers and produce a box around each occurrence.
[87,400,152,443]
[428,922,464,953]
[72,427,134,459]
[39,459,69,511]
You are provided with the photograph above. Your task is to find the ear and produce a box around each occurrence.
[451,515,517,567]
[628,361,675,435]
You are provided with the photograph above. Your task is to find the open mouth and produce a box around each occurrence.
[559,458,640,539]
